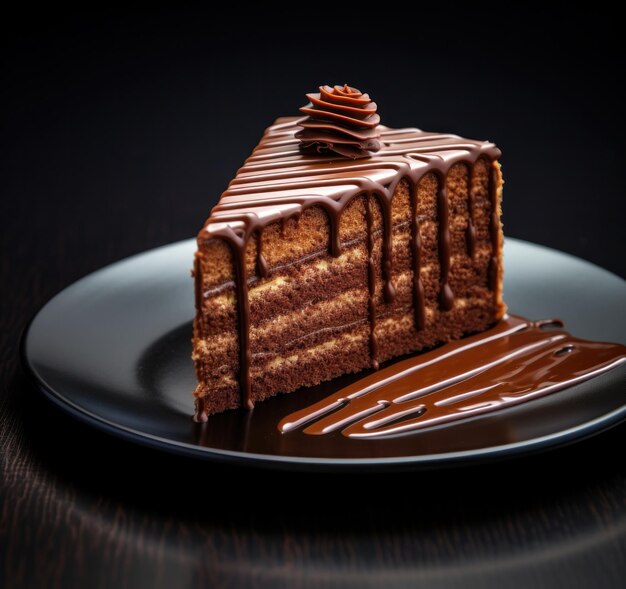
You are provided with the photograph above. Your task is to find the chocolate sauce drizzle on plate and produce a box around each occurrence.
[195,117,503,413]
[278,315,626,438]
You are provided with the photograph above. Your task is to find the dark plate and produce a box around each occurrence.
[22,238,626,471]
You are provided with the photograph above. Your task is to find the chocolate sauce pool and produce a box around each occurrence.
[278,315,626,438]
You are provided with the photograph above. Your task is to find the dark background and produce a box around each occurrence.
[1,8,625,589]
[2,8,625,283]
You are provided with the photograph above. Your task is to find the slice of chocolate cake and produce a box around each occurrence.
[192,85,505,419]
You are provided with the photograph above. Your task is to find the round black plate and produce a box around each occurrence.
[22,239,626,471]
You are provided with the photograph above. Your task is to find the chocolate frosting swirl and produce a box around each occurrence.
[296,84,382,159]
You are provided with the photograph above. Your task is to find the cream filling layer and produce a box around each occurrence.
[201,300,493,389]
[203,243,492,311]
[196,290,492,359]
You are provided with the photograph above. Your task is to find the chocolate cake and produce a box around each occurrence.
[192,85,505,420]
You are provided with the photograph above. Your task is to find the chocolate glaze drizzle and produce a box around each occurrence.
[487,164,500,291]
[364,197,379,369]
[197,118,502,410]
[410,178,425,331]
[466,168,477,259]
[278,315,626,438]
[193,396,207,423]
[437,181,454,310]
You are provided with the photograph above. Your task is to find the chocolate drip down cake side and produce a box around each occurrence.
[192,85,505,420]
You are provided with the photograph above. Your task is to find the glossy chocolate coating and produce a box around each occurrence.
[279,315,626,438]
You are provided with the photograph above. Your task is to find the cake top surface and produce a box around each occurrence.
[200,117,500,244]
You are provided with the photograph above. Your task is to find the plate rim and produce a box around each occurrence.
[20,237,626,472]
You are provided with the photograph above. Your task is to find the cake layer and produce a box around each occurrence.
[193,118,504,416]
[195,297,496,415]
[195,253,495,366]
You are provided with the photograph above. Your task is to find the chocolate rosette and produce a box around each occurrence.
[296,84,382,159]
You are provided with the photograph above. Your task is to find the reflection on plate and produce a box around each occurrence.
[22,239,626,471]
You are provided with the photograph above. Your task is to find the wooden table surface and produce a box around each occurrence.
[2,11,625,589]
